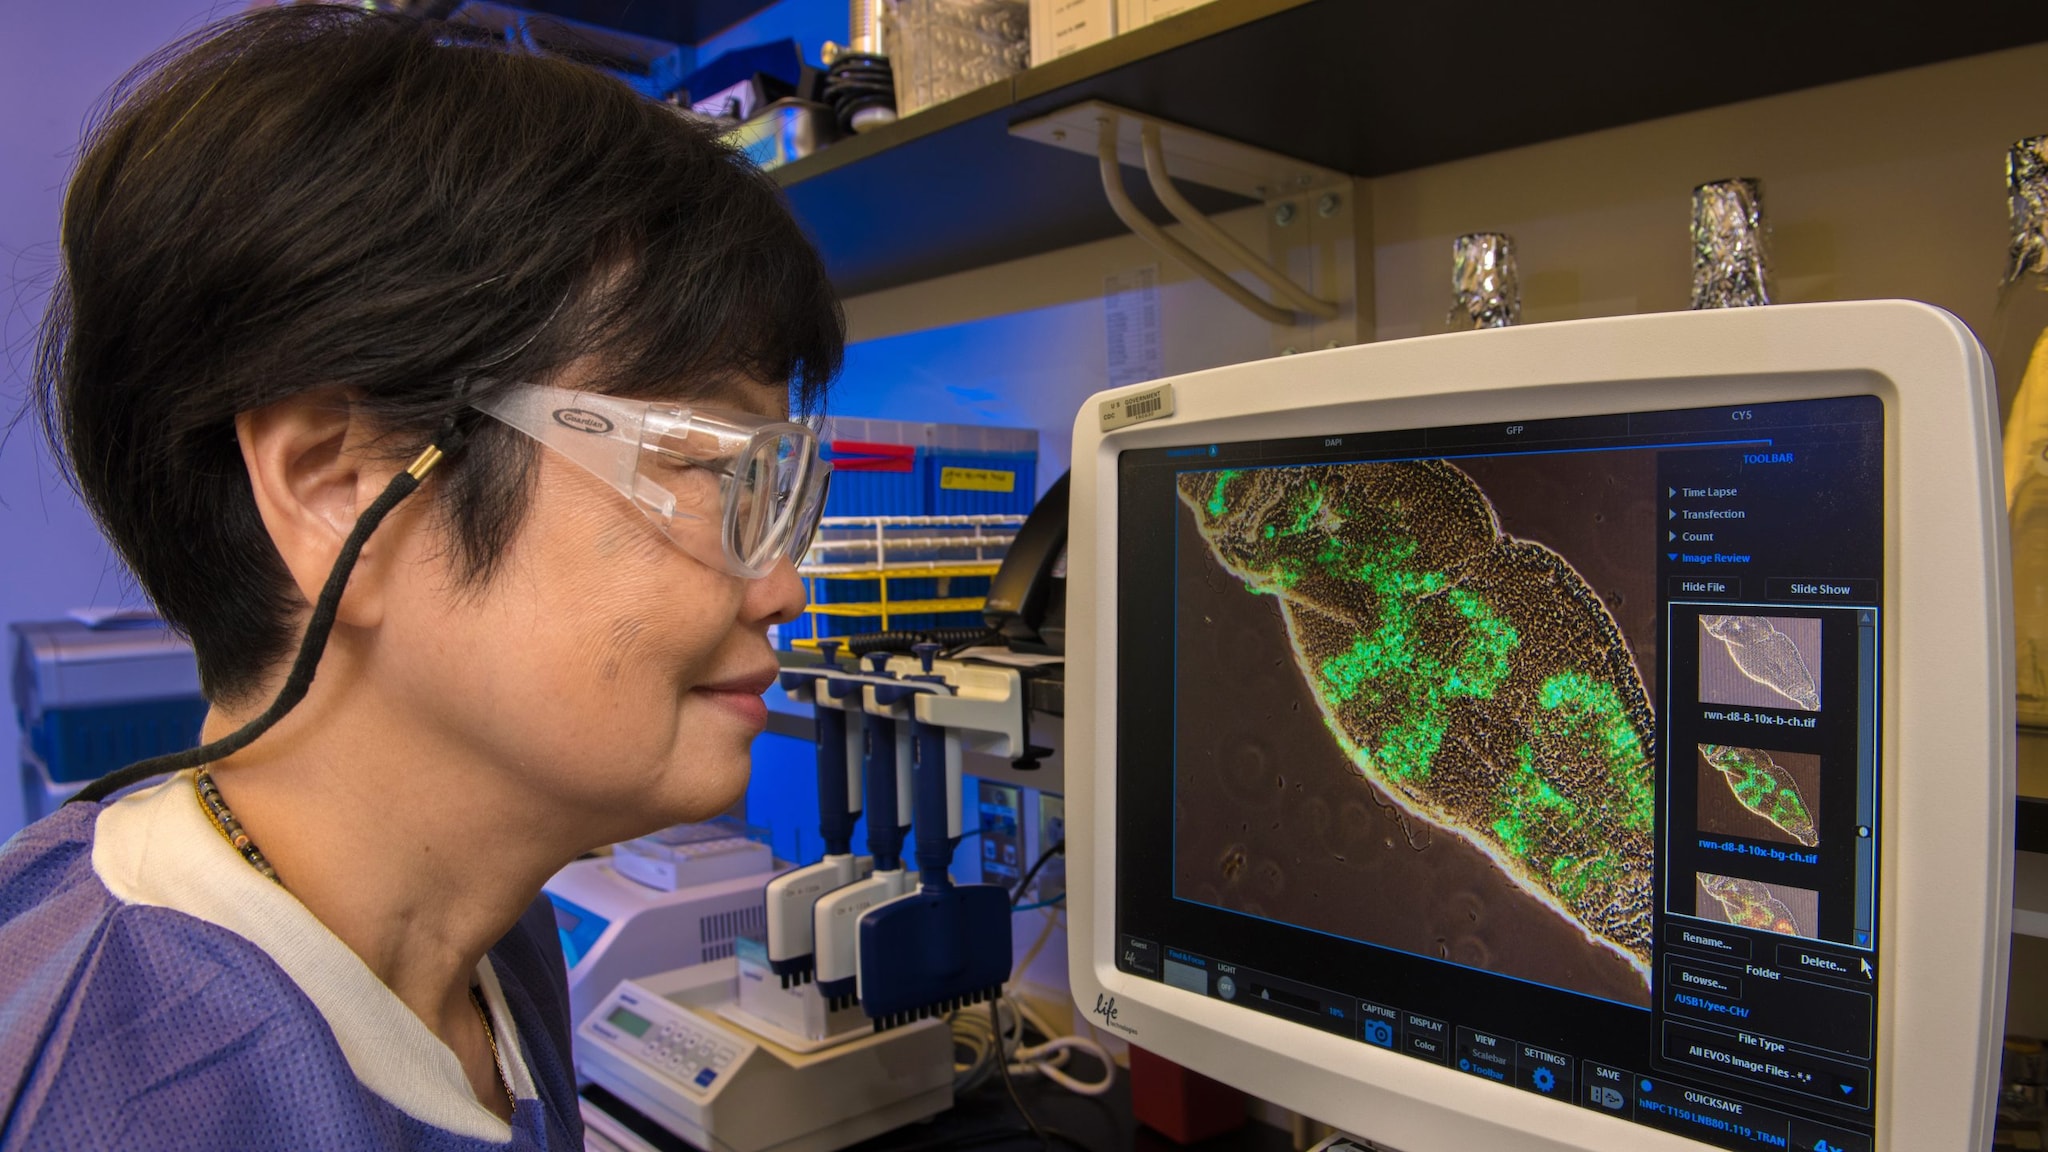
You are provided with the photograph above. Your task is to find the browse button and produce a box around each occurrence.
[1776,942,1872,982]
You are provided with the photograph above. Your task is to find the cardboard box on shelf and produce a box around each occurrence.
[1030,0,1116,66]
[1115,0,1215,33]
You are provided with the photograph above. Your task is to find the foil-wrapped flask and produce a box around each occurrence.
[1449,232,1520,330]
[1999,136,2048,725]
[1690,178,1771,309]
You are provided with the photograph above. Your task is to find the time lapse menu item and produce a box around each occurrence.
[1115,394,1883,1152]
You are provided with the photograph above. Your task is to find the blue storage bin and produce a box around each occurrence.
[11,617,206,785]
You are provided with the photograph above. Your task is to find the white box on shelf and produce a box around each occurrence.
[1115,0,1214,33]
[1030,0,1115,66]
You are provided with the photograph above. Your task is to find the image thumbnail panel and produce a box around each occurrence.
[1698,614,1822,712]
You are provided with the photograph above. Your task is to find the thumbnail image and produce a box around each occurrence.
[1696,744,1820,847]
[1695,872,1819,939]
[1697,614,1821,712]
[1173,455,1659,1007]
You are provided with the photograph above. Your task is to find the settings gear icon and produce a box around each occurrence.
[1531,1067,1557,1094]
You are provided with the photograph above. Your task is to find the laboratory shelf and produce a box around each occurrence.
[509,0,782,46]
[774,0,2048,296]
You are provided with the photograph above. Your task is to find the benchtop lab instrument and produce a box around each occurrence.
[1063,300,2011,1152]
[568,637,1044,1152]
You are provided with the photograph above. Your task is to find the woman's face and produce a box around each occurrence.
[374,376,807,845]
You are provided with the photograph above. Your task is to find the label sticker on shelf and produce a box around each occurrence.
[1101,383,1176,432]
[940,467,1016,492]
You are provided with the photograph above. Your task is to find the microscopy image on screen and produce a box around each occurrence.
[1697,614,1822,712]
[1694,872,1818,938]
[1696,744,1819,848]
[1173,456,1658,1006]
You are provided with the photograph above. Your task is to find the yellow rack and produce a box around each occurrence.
[793,514,1024,646]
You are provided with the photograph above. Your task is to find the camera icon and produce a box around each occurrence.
[1361,1020,1395,1049]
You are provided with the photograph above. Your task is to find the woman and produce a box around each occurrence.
[2,6,842,1149]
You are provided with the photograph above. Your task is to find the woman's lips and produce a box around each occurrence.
[695,668,778,727]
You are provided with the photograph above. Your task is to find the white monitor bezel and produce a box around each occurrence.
[1064,300,2011,1151]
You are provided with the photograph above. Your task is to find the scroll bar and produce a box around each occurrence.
[1853,608,1879,950]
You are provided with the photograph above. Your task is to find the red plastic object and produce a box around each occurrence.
[1128,1045,1248,1144]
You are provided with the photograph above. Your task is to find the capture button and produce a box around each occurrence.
[1356,999,1398,1050]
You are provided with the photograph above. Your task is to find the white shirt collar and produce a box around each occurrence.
[92,771,535,1142]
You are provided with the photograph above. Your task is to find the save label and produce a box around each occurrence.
[940,467,1016,493]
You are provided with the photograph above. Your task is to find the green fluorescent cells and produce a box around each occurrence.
[1207,470,1243,518]
[1536,670,1654,831]
[1312,535,1522,781]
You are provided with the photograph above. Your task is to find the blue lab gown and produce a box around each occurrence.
[0,773,583,1150]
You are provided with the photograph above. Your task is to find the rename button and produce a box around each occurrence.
[1665,921,1751,959]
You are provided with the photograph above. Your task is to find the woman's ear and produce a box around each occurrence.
[235,390,397,628]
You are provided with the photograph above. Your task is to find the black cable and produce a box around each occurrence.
[991,999,1049,1152]
[843,627,992,657]
[1010,838,1064,908]
[69,417,470,806]
[940,627,1005,658]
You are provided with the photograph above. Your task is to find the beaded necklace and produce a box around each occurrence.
[192,769,516,1114]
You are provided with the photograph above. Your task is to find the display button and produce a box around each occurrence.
[1787,1118,1871,1152]
[1515,1042,1573,1100]
[1665,922,1751,959]
[1578,1061,1633,1119]
[1775,942,1872,983]
[1120,935,1161,977]
[712,1048,736,1068]
[1454,1027,1514,1083]
[1402,1013,1449,1064]
[1663,1022,1870,1108]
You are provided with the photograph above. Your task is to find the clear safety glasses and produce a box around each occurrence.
[474,383,831,579]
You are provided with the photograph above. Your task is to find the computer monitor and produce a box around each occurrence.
[1065,301,2012,1152]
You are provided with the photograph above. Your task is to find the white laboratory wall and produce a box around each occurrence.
[836,202,1280,491]
[2,1,242,840]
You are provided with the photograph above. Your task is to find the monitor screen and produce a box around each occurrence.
[1114,394,1883,1152]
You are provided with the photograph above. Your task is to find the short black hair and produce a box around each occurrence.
[33,4,844,703]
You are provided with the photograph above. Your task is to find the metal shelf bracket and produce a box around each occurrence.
[1011,100,1347,328]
